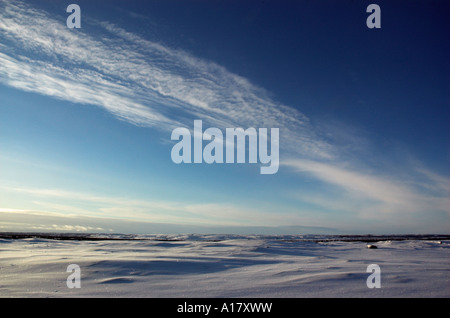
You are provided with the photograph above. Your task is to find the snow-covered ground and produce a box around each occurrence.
[0,234,449,297]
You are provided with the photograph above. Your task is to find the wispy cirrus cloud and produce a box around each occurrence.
[283,159,450,222]
[1,186,322,228]
[0,0,331,159]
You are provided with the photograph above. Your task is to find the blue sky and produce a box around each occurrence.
[0,0,449,234]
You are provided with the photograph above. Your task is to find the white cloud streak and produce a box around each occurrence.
[2,186,318,228]
[0,0,330,158]
[283,159,450,219]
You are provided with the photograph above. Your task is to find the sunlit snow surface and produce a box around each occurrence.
[0,233,449,297]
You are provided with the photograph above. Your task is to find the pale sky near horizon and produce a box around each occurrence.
[0,0,449,234]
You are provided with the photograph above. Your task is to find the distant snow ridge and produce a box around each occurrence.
[0,232,449,243]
